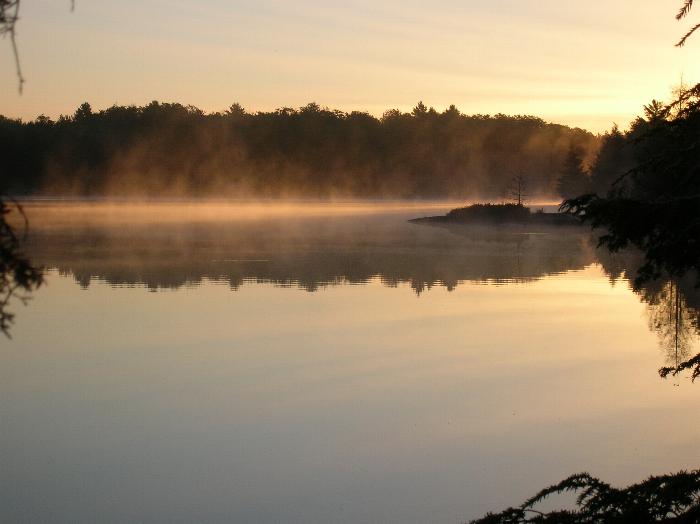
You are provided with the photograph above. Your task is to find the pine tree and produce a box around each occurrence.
[557,146,589,200]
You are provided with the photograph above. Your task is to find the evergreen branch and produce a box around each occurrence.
[676,22,700,46]
[659,352,700,381]
[677,0,694,20]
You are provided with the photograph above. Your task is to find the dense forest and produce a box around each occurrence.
[566,88,700,285]
[0,101,597,199]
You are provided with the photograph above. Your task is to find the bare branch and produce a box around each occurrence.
[2,0,74,93]
[0,0,23,92]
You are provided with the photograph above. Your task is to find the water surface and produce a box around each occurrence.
[2,202,698,523]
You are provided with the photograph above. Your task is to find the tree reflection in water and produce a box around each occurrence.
[646,281,698,371]
[632,274,700,382]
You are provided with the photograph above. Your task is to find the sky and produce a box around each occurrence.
[1,0,699,133]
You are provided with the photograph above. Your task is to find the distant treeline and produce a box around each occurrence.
[1,101,597,199]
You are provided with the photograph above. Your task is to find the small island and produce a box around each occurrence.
[410,203,580,226]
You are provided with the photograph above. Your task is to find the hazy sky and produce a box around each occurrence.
[2,0,699,132]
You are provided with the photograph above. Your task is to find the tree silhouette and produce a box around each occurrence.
[643,100,669,122]
[562,83,700,286]
[470,471,700,523]
[505,172,528,206]
[473,4,700,520]
[557,145,589,199]
[588,125,632,195]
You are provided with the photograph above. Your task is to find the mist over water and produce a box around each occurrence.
[2,202,699,524]
[21,200,587,291]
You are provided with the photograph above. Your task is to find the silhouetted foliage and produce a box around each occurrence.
[470,471,700,523]
[677,0,700,46]
[478,75,700,524]
[0,198,43,336]
[561,84,700,287]
[0,102,596,199]
[557,145,590,200]
[660,354,700,382]
[587,125,632,196]
[561,1,700,284]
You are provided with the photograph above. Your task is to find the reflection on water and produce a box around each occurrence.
[595,247,700,370]
[646,281,698,367]
[2,202,699,524]
[23,202,594,293]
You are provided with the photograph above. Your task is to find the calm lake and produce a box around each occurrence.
[2,202,699,524]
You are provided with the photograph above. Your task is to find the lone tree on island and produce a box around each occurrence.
[505,172,528,206]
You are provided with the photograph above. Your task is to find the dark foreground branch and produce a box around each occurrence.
[660,352,700,382]
[470,470,700,523]
[0,197,43,337]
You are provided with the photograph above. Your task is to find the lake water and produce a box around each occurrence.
[2,202,699,523]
